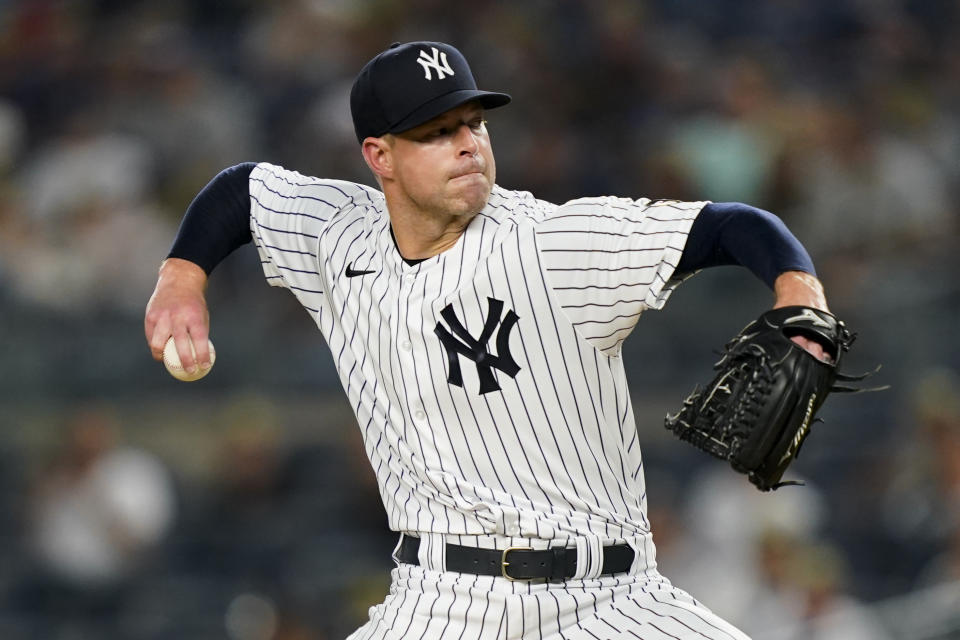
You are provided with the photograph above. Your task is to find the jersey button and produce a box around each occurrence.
[414,410,427,420]
[401,340,412,351]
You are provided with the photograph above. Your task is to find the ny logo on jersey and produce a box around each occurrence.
[434,297,520,394]
[417,47,455,80]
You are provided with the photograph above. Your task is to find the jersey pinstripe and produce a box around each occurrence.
[249,162,704,552]
[248,162,751,639]
[350,563,749,640]
[536,197,700,354]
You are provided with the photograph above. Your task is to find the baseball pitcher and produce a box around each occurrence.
[145,41,857,639]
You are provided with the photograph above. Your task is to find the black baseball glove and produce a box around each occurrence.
[665,306,873,491]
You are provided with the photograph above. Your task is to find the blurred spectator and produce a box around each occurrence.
[882,368,960,589]
[657,464,893,638]
[785,97,954,261]
[654,463,828,624]
[2,110,176,315]
[27,404,175,585]
[667,56,784,205]
[101,20,261,206]
[746,529,809,635]
[173,394,391,638]
[18,112,153,222]
[16,403,175,634]
[753,541,894,640]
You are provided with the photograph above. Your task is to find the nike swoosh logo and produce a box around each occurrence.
[345,262,376,278]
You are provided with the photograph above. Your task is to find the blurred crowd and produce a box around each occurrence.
[0,0,958,638]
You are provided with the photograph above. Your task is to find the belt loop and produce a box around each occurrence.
[418,532,446,572]
[626,538,646,576]
[573,537,604,580]
[391,533,406,565]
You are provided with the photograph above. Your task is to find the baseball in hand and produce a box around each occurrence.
[163,336,215,382]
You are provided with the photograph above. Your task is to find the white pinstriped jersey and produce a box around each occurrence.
[248,162,705,571]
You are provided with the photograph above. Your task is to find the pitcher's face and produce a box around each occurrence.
[387,102,495,219]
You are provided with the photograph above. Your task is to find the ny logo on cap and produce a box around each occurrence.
[417,47,455,80]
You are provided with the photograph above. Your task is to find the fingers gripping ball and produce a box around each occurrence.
[163,336,215,382]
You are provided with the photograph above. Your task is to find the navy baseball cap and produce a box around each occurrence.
[350,41,511,143]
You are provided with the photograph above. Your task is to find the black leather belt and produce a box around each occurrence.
[396,534,634,582]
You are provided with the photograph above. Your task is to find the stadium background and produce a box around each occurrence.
[0,1,958,638]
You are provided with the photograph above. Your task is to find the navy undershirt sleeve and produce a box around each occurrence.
[675,202,815,289]
[166,162,257,275]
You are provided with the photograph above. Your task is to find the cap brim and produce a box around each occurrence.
[387,89,511,135]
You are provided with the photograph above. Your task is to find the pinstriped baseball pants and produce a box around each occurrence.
[347,559,751,639]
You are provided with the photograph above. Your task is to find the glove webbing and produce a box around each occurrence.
[669,344,776,461]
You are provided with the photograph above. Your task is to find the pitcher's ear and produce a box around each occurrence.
[361,136,393,179]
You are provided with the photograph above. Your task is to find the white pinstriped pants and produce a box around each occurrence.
[347,536,751,640]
